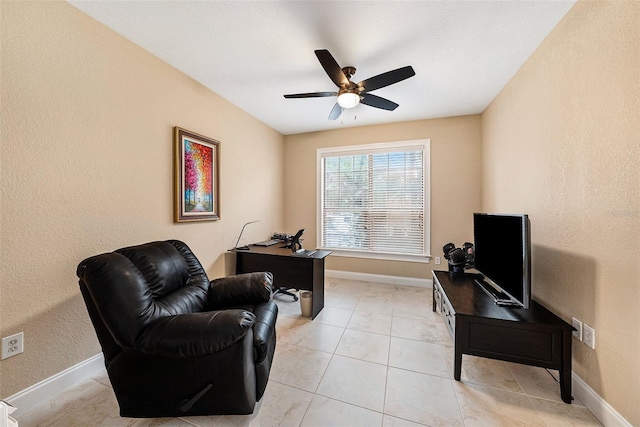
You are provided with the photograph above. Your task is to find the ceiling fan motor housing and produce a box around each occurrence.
[341,66,356,79]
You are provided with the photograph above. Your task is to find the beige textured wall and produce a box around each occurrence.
[482,1,639,424]
[283,115,482,279]
[0,2,284,398]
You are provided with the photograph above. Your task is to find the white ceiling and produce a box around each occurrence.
[68,1,575,136]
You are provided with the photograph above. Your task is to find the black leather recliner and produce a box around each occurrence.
[76,240,278,418]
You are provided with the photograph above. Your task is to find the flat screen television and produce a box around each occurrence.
[473,213,531,308]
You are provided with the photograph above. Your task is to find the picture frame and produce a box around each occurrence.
[174,127,220,222]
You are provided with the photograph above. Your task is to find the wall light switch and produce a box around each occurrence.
[571,317,582,341]
[583,324,595,349]
[435,256,441,265]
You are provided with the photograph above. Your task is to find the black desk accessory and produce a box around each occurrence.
[254,239,279,247]
[232,220,259,251]
[284,229,305,252]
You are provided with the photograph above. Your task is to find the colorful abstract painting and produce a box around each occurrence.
[174,127,220,222]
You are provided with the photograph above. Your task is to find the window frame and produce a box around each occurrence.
[316,139,431,263]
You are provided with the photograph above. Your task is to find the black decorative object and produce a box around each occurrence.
[443,242,474,273]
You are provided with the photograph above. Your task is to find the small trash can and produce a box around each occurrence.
[299,291,313,317]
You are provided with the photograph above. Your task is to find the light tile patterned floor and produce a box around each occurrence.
[18,278,602,426]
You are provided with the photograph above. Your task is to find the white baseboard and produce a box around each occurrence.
[326,269,432,288]
[572,373,631,427]
[5,354,105,418]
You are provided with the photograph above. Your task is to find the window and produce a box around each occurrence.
[317,140,430,262]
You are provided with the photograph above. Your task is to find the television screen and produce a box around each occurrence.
[473,213,531,308]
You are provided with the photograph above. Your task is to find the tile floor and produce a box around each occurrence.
[18,277,602,426]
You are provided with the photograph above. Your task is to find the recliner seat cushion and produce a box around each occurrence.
[137,309,256,358]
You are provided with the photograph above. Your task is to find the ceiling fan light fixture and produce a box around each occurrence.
[337,91,360,109]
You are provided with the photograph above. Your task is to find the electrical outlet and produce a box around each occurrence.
[571,317,583,341]
[1,332,24,360]
[583,324,595,349]
[435,256,441,265]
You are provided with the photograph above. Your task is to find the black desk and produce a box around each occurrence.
[432,270,574,403]
[235,245,331,319]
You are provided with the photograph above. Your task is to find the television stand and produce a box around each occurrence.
[432,270,574,404]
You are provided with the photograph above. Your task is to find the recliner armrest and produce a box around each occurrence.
[252,301,278,364]
[137,309,255,358]
[208,272,273,309]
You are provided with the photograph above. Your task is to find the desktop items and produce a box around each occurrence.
[254,239,278,247]
[232,220,260,251]
[268,229,307,253]
[287,229,305,252]
[271,232,292,241]
[230,227,315,256]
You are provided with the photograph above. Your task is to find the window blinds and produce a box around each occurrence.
[320,146,425,256]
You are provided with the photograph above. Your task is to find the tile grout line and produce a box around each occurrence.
[381,300,393,424]
[295,296,356,426]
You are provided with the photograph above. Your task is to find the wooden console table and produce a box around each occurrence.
[432,270,574,403]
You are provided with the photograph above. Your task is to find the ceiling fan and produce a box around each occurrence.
[284,49,416,120]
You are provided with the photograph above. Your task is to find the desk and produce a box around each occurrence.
[432,271,574,403]
[235,245,331,319]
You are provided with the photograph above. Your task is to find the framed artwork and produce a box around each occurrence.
[174,127,220,222]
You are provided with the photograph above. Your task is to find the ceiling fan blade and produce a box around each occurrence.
[328,103,343,120]
[360,93,399,111]
[358,66,415,92]
[315,49,350,88]
[284,91,337,99]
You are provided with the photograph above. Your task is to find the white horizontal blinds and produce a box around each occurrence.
[322,146,425,256]
[371,150,424,254]
[323,154,370,250]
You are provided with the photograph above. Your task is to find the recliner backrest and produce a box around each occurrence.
[77,240,210,350]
